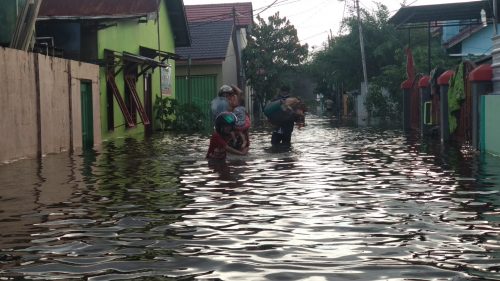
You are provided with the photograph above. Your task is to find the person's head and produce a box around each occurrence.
[219,85,239,108]
[215,112,236,135]
[218,85,234,97]
[233,106,247,128]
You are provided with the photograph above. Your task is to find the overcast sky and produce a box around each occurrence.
[183,0,478,50]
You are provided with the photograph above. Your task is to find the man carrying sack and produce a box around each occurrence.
[264,85,306,146]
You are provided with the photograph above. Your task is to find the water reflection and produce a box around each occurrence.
[0,117,499,280]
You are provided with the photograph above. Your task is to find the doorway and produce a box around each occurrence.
[81,81,94,149]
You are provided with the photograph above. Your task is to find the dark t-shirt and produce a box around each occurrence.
[206,132,228,159]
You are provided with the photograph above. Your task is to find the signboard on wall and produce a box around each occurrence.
[161,66,172,96]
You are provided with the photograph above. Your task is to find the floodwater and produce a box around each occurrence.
[1,116,500,281]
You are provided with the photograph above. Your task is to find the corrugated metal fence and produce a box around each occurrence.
[175,75,217,124]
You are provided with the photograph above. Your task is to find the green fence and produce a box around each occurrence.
[175,75,217,124]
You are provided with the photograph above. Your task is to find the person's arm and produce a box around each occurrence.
[294,109,306,128]
[238,131,247,148]
[230,84,243,95]
[225,144,248,156]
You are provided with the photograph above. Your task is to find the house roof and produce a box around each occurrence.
[389,1,494,28]
[38,0,190,47]
[39,0,159,19]
[185,2,253,27]
[165,0,191,47]
[175,20,233,61]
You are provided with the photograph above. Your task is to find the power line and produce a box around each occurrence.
[270,0,304,9]
[299,30,329,42]
[187,0,288,28]
[254,0,300,14]
[294,0,330,26]
[255,0,279,16]
[184,0,314,47]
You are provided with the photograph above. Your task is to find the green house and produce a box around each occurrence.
[36,0,190,139]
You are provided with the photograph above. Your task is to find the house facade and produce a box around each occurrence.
[440,14,500,156]
[390,1,500,156]
[36,0,190,140]
[442,22,499,58]
[175,2,253,122]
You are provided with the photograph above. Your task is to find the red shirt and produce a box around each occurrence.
[206,132,228,159]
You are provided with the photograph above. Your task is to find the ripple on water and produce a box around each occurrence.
[0,117,500,280]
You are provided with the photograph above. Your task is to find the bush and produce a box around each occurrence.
[365,84,399,120]
[154,96,204,131]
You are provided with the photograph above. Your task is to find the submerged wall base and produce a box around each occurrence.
[481,94,500,156]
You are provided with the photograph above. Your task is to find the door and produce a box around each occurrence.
[81,81,94,149]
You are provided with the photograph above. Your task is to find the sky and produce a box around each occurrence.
[183,0,478,50]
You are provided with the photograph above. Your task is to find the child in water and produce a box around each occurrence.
[206,112,249,160]
[230,93,251,150]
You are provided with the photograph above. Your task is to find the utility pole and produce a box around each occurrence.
[188,55,192,105]
[233,7,243,90]
[494,0,498,35]
[355,0,368,93]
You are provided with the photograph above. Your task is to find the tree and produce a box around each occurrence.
[242,12,308,109]
[307,2,459,120]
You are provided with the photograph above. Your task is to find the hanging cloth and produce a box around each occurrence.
[447,63,465,134]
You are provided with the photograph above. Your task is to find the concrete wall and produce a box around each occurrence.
[39,55,72,154]
[481,94,500,156]
[461,25,500,56]
[0,47,101,163]
[222,36,238,87]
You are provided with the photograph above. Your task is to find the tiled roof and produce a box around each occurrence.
[175,20,233,61]
[185,2,253,27]
[38,0,191,47]
[39,0,159,18]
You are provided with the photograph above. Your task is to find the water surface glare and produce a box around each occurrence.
[1,117,500,280]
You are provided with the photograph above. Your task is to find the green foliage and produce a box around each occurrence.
[308,4,404,90]
[306,2,459,121]
[365,84,398,120]
[242,12,308,105]
[154,96,204,131]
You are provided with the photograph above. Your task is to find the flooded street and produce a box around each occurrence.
[1,116,500,281]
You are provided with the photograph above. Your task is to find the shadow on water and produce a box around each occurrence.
[0,115,499,280]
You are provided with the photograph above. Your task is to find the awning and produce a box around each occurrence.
[103,49,167,76]
[389,1,495,29]
[140,46,181,62]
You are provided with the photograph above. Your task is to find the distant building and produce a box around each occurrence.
[175,2,254,120]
